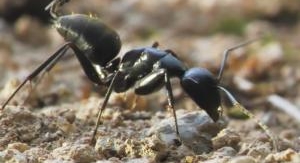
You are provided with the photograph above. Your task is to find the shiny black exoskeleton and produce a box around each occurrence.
[1,0,257,145]
[114,45,221,122]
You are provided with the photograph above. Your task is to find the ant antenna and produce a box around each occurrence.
[45,0,70,18]
[217,38,259,82]
[218,86,278,152]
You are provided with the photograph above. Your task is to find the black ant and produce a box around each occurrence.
[1,0,277,150]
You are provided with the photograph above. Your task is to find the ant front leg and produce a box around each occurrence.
[90,71,120,145]
[164,71,181,145]
[134,69,181,145]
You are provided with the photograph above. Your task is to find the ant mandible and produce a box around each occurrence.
[1,0,277,150]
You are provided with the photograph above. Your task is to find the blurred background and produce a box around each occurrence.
[0,0,300,148]
[1,0,300,108]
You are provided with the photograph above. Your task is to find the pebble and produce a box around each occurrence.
[0,107,42,142]
[246,142,272,159]
[212,128,241,150]
[0,149,27,163]
[95,137,124,158]
[229,156,256,163]
[24,147,52,162]
[95,134,168,161]
[265,148,300,163]
[148,110,227,154]
[51,144,100,162]
[214,146,237,157]
[7,142,29,152]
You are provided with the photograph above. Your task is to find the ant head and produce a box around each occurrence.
[180,67,221,122]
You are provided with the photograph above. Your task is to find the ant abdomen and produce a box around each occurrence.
[55,14,121,66]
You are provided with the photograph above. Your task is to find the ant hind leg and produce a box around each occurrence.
[1,43,71,110]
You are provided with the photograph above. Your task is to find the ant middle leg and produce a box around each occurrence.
[90,71,120,145]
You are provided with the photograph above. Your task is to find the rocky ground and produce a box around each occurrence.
[1,0,300,162]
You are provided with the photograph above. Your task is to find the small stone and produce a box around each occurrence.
[24,147,52,162]
[1,107,42,142]
[63,111,76,124]
[185,156,195,163]
[124,139,140,158]
[0,149,27,162]
[56,116,76,134]
[7,142,29,152]
[52,144,100,162]
[280,129,297,140]
[140,136,168,162]
[265,148,300,163]
[229,156,256,163]
[148,110,227,154]
[212,128,241,150]
[95,137,121,158]
[121,157,152,163]
[214,146,237,157]
[247,142,272,159]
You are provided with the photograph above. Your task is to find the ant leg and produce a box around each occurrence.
[27,42,109,100]
[68,44,104,85]
[1,43,71,110]
[22,80,35,106]
[134,69,181,145]
[217,38,259,82]
[218,86,278,152]
[23,47,69,105]
[36,46,68,84]
[1,42,106,110]
[90,71,120,145]
[164,71,181,145]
